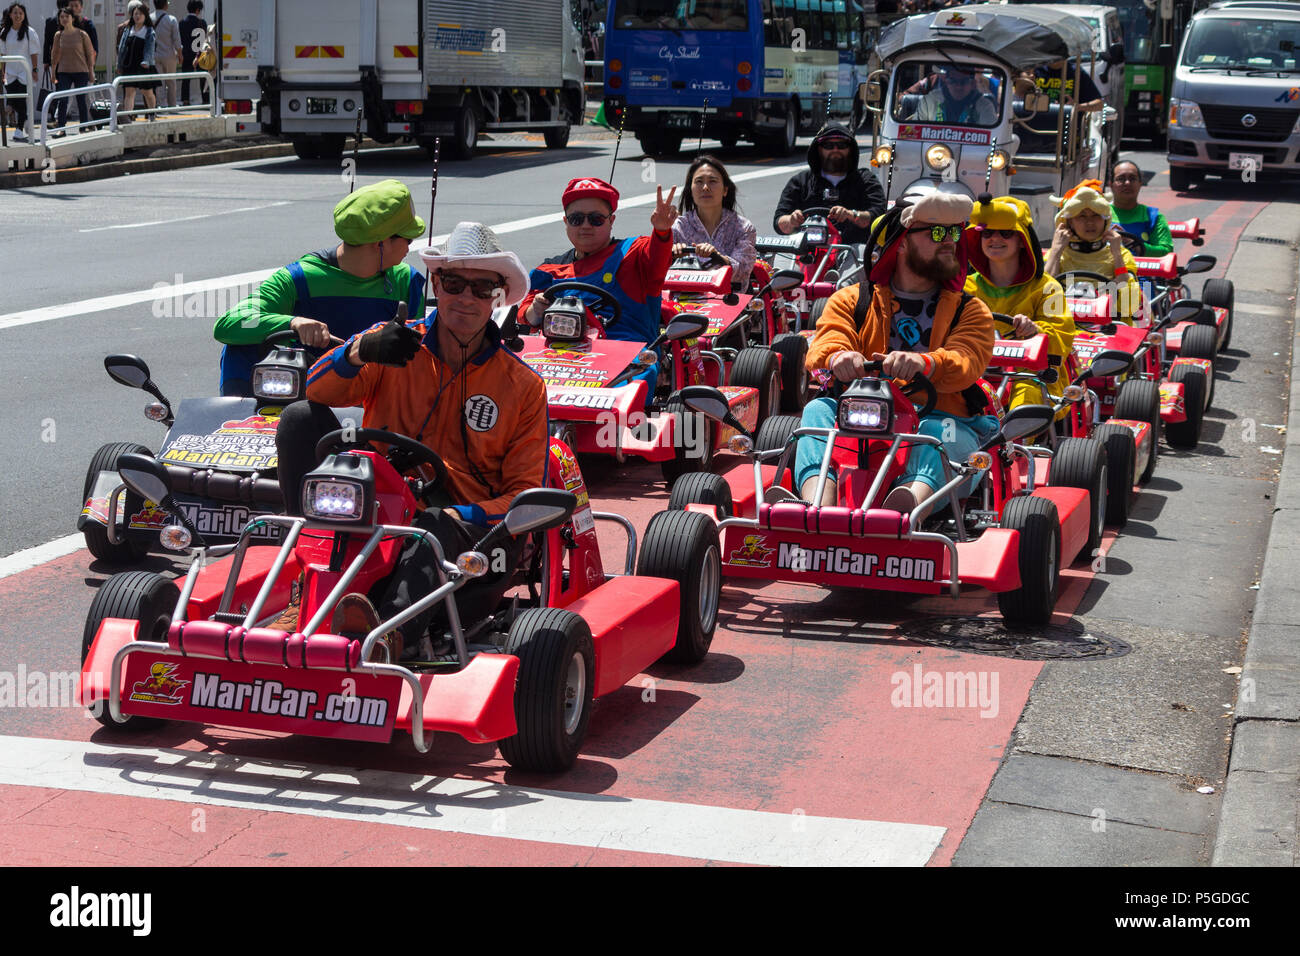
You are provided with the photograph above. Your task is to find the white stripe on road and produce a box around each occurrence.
[0,534,85,581]
[0,163,802,332]
[0,735,945,866]
[78,201,294,233]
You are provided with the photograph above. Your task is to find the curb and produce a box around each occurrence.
[1211,217,1300,867]
[0,141,295,189]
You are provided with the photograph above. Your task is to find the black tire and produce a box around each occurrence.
[82,571,179,730]
[762,104,799,155]
[729,347,781,424]
[543,124,570,149]
[1164,364,1206,450]
[1178,324,1217,408]
[718,133,738,150]
[315,134,346,161]
[660,395,714,485]
[1048,437,1106,560]
[637,130,682,158]
[637,510,721,664]
[449,102,479,159]
[667,472,733,519]
[756,413,800,453]
[1113,378,1161,482]
[1169,165,1191,191]
[1093,423,1136,527]
[498,608,594,772]
[290,135,319,160]
[772,332,810,413]
[809,297,829,327]
[1200,277,1234,350]
[997,495,1061,627]
[82,441,153,564]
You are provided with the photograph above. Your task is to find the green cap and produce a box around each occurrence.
[333,179,426,245]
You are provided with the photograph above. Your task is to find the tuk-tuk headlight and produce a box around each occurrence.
[1170,98,1204,129]
[989,149,1010,171]
[925,144,953,171]
[872,144,894,167]
[252,367,299,400]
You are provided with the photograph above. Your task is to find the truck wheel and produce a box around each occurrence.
[762,105,798,155]
[1201,278,1234,350]
[82,571,179,730]
[82,442,153,564]
[498,608,594,772]
[998,495,1061,627]
[1093,424,1136,527]
[449,103,479,159]
[291,135,319,160]
[544,124,570,149]
[316,134,346,160]
[1178,324,1217,407]
[1164,365,1206,450]
[637,130,682,158]
[638,510,721,664]
[772,332,809,412]
[1048,437,1106,559]
[660,395,714,485]
[667,472,733,519]
[1113,378,1161,482]
[730,347,781,424]
[1169,165,1191,191]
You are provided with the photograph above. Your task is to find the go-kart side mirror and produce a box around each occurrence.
[104,354,151,389]
[1181,254,1216,276]
[501,488,579,537]
[680,384,751,439]
[117,452,207,550]
[1167,298,1208,325]
[770,268,805,293]
[663,312,710,342]
[1081,349,1133,381]
[984,404,1055,448]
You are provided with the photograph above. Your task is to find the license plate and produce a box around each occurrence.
[665,113,694,129]
[306,97,337,115]
[1228,151,1263,171]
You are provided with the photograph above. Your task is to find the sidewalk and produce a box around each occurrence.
[1212,203,1300,866]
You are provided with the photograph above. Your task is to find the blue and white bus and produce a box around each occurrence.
[602,1,877,156]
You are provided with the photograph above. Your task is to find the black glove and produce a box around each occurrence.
[357,304,421,367]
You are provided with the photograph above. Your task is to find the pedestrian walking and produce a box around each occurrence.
[151,0,180,108]
[1,2,40,139]
[49,5,92,133]
[178,0,206,105]
[117,2,156,120]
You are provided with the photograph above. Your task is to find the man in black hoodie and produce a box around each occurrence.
[773,122,887,246]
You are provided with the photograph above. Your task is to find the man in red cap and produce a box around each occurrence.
[518,177,678,348]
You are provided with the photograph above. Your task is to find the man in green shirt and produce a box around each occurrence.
[214,179,428,396]
[1110,160,1173,257]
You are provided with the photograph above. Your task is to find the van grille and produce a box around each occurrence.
[1200,105,1298,142]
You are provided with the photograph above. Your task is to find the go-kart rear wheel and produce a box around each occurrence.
[498,608,594,773]
[809,297,829,328]
[756,414,800,453]
[638,510,721,664]
[1178,324,1218,408]
[772,332,810,412]
[1201,277,1234,350]
[668,472,734,519]
[660,395,714,485]
[1048,438,1106,560]
[1093,424,1137,526]
[1164,364,1206,450]
[998,495,1061,628]
[1113,378,1161,483]
[730,346,781,423]
[82,441,153,564]
[82,571,179,730]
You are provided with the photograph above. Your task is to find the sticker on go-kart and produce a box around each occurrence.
[1172,357,1213,376]
[218,413,280,435]
[129,661,190,705]
[721,526,945,593]
[549,440,595,535]
[717,385,760,435]
[895,124,991,145]
[550,388,621,410]
[519,336,645,389]
[119,652,401,743]
[727,534,776,567]
[668,293,754,337]
[1158,382,1187,420]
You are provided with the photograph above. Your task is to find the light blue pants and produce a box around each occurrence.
[794,396,1000,496]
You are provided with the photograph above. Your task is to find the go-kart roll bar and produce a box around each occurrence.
[592,511,638,576]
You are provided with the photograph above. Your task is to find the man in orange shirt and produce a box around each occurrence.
[277,221,547,659]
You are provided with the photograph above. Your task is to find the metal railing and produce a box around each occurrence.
[35,70,218,144]
[583,58,603,96]
[0,55,35,143]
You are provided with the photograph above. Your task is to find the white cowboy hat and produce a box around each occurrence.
[419,222,530,307]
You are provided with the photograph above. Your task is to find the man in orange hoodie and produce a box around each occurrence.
[786,190,996,512]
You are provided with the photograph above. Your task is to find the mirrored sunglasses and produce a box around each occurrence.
[909,224,964,242]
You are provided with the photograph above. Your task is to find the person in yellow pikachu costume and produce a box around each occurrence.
[964,194,1076,414]
[1044,179,1143,324]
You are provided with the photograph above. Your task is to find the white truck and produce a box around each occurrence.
[218,0,587,159]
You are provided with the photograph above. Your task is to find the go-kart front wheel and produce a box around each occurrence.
[1113,379,1162,483]
[499,608,595,773]
[660,396,714,485]
[1048,438,1107,560]
[1164,365,1206,451]
[1093,424,1137,526]
[82,442,153,564]
[1201,278,1234,350]
[998,496,1061,628]
[667,472,734,519]
[1178,324,1218,408]
[638,510,721,664]
[82,571,179,730]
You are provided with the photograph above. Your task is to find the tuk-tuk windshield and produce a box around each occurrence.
[892,62,1005,128]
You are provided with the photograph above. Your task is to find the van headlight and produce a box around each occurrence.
[925,144,953,171]
[1170,98,1204,129]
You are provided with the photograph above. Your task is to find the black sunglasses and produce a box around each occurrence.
[436,271,503,300]
[819,140,853,150]
[565,211,610,227]
[980,228,1019,239]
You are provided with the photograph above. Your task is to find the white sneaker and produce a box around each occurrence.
[10,129,26,141]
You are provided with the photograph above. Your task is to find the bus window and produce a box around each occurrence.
[892,61,1004,127]
[611,0,748,31]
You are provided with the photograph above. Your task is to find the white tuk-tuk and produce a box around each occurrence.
[863,5,1114,241]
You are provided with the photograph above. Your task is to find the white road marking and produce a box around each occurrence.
[0,534,86,580]
[0,164,802,332]
[0,735,945,866]
[78,201,294,233]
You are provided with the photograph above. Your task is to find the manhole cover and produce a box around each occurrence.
[902,616,1131,660]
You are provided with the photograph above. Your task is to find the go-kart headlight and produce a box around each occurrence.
[302,454,376,526]
[989,149,1010,171]
[542,298,588,343]
[872,144,894,167]
[804,225,828,245]
[925,144,953,171]
[838,379,894,435]
[252,366,299,400]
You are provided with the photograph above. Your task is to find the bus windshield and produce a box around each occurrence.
[1111,0,1155,63]
[892,62,1005,128]
[1181,17,1300,71]
[611,0,749,31]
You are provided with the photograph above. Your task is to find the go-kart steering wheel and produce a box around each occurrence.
[538,279,624,332]
[315,427,449,490]
[1118,232,1148,256]
[672,243,727,268]
[802,206,833,220]
[263,327,343,356]
[1059,270,1114,296]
